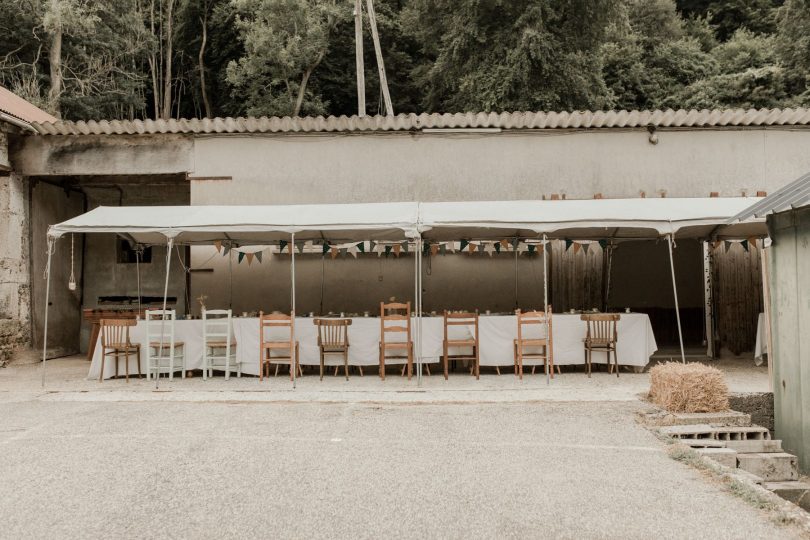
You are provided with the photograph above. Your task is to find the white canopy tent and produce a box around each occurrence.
[42,197,766,387]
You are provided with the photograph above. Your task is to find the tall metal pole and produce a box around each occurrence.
[667,234,686,363]
[702,241,715,358]
[156,237,174,389]
[354,0,366,116]
[543,234,550,385]
[416,237,423,385]
[41,237,55,387]
[365,0,393,116]
[291,232,297,389]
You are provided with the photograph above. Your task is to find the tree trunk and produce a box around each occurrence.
[47,0,63,118]
[198,10,211,118]
[161,0,175,119]
[147,0,160,118]
[293,52,325,117]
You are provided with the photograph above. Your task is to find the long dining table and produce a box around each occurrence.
[87,313,657,380]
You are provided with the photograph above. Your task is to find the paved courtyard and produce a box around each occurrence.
[0,356,800,539]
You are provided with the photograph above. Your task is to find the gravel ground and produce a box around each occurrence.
[0,396,801,539]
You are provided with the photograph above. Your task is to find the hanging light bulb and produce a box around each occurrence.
[68,234,77,291]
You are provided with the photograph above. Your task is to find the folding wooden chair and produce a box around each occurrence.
[443,311,479,380]
[379,301,413,380]
[314,318,352,381]
[513,307,554,381]
[259,311,301,381]
[99,318,141,382]
[581,313,620,377]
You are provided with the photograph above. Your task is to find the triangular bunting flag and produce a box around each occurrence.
[440,244,447,255]
[393,244,402,257]
[238,252,245,264]
[511,238,520,249]
[322,242,330,255]
[460,239,469,252]
[356,242,365,253]
[582,243,590,254]
[214,240,222,253]
[724,240,733,252]
[484,243,495,256]
[598,239,607,250]
[431,244,440,256]
[255,251,263,264]
[494,242,501,253]
[222,245,231,256]
[527,244,536,255]
[565,239,573,251]
[297,241,306,254]
[384,245,392,257]
[747,237,758,250]
[348,246,359,258]
[400,241,408,253]
[468,243,477,255]
[712,240,722,251]
[330,247,339,259]
[573,242,582,254]
[501,239,510,251]
[741,239,749,252]
[340,247,348,258]
[279,240,288,253]
[518,242,529,254]
[246,252,255,265]
[536,243,544,255]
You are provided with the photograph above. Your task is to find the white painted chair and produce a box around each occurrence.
[145,309,185,380]
[203,309,240,380]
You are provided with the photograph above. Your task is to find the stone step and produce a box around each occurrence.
[713,426,771,441]
[659,424,716,439]
[735,469,764,485]
[737,453,799,482]
[654,411,752,427]
[724,439,783,454]
[681,438,727,449]
[762,481,810,512]
[695,447,737,468]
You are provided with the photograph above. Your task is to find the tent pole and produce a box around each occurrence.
[417,237,423,386]
[702,241,715,359]
[543,234,549,386]
[41,237,55,387]
[514,237,519,310]
[291,232,297,389]
[228,247,233,310]
[667,234,686,363]
[760,245,774,392]
[156,238,174,390]
[136,247,142,315]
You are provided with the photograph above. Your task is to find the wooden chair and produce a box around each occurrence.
[145,309,185,380]
[203,309,241,380]
[581,313,620,378]
[259,311,301,381]
[314,318,352,381]
[513,307,554,380]
[379,301,413,380]
[443,311,479,380]
[99,318,141,382]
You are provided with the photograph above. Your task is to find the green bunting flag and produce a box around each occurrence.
[357,242,365,253]
[279,240,288,253]
[296,241,305,254]
[384,245,392,257]
[494,242,501,253]
[527,244,536,255]
[401,241,409,253]
[322,242,330,255]
[565,239,573,251]
[237,252,245,264]
[459,239,469,252]
[741,239,749,252]
[511,238,519,249]
[598,239,607,250]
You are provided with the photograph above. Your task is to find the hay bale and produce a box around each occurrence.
[648,362,729,413]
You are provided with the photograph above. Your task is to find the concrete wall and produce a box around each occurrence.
[0,173,30,360]
[189,129,810,204]
[768,207,810,473]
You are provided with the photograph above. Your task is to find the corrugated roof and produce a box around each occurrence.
[27,107,810,136]
[0,86,57,125]
[730,171,810,221]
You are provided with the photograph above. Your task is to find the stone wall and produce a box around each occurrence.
[0,173,30,360]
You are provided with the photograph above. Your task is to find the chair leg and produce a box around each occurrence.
[531,365,536,375]
[115,352,119,379]
[496,366,501,375]
[425,364,430,376]
[379,345,385,380]
[319,351,324,381]
[136,346,142,378]
[443,343,448,381]
[359,366,364,377]
[99,353,105,382]
[614,349,620,378]
[344,350,349,381]
[125,350,130,382]
[408,344,413,381]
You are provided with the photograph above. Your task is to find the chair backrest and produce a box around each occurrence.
[203,308,232,346]
[443,311,479,342]
[581,313,620,343]
[314,318,351,348]
[516,306,552,343]
[100,318,136,347]
[259,311,295,344]
[380,302,411,344]
[145,309,176,348]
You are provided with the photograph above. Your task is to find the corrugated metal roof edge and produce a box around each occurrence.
[27,107,810,136]
[730,171,810,221]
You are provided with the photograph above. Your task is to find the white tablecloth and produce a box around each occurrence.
[89,313,657,379]
[754,312,767,364]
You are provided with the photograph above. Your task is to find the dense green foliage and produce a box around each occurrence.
[0,0,807,121]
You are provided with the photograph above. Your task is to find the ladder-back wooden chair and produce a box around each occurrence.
[581,313,620,377]
[513,307,554,380]
[259,311,301,381]
[202,309,240,380]
[99,318,141,382]
[145,309,185,380]
[379,301,413,380]
[314,318,352,381]
[443,311,480,380]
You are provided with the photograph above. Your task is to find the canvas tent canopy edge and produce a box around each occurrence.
[47,197,766,244]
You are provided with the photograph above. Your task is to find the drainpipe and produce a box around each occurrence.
[0,112,36,132]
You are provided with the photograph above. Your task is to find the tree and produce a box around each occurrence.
[227,0,345,117]
[775,0,810,104]
[402,0,621,113]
